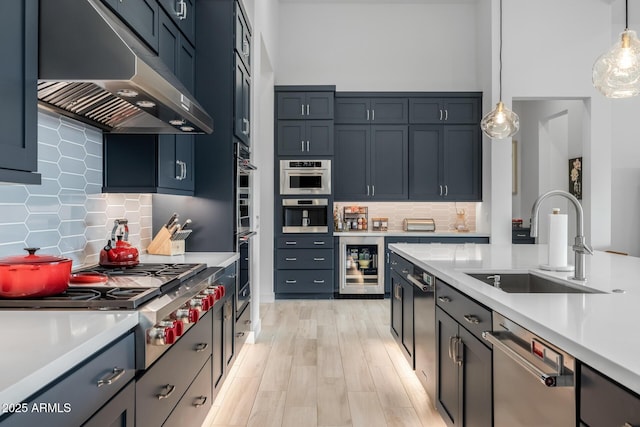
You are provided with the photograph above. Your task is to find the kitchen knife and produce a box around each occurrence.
[165,213,179,230]
[178,219,192,232]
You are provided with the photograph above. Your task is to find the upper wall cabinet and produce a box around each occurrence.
[0,0,40,185]
[409,96,480,125]
[158,0,196,45]
[234,1,251,72]
[277,91,334,120]
[335,98,408,124]
[102,0,160,52]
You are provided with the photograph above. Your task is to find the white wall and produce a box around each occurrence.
[249,0,279,309]
[277,2,480,90]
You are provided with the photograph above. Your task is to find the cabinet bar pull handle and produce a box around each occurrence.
[313,257,325,261]
[157,384,176,400]
[313,280,325,284]
[285,241,297,245]
[367,185,370,196]
[366,109,370,120]
[372,109,375,121]
[176,0,187,20]
[286,280,297,284]
[453,336,463,366]
[301,104,305,115]
[444,185,448,196]
[401,269,410,274]
[306,140,310,152]
[301,140,305,151]
[194,396,208,408]
[444,109,448,121]
[242,118,250,135]
[194,342,209,352]
[243,40,249,56]
[313,241,325,245]
[236,332,245,337]
[307,104,310,115]
[448,336,455,360]
[386,252,390,263]
[438,296,451,303]
[439,109,443,121]
[285,257,297,261]
[372,185,375,196]
[439,185,443,196]
[463,314,480,325]
[97,367,125,387]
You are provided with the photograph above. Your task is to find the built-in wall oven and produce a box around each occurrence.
[282,198,329,233]
[280,159,331,195]
[235,143,256,319]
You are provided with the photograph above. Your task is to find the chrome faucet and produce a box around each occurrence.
[530,190,593,281]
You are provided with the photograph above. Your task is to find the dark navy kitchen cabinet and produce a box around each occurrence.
[102,0,160,52]
[0,0,40,185]
[334,125,408,200]
[235,59,251,146]
[103,9,195,195]
[234,0,252,72]
[409,124,481,201]
[277,91,334,120]
[83,380,135,427]
[158,0,196,45]
[409,96,480,125]
[335,97,408,124]
[277,120,334,156]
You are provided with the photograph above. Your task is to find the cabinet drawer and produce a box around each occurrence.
[83,379,135,427]
[580,364,640,426]
[389,252,414,277]
[162,358,212,427]
[1,333,135,427]
[235,301,251,354]
[136,310,212,427]
[435,279,491,343]
[277,235,334,249]
[275,270,334,293]
[276,249,334,270]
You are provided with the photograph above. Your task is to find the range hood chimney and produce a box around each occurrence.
[38,0,213,134]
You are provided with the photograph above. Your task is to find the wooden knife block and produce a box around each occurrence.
[146,227,185,255]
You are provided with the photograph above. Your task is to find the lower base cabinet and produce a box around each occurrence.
[235,302,251,356]
[580,363,640,426]
[83,380,135,427]
[435,277,492,427]
[162,359,212,427]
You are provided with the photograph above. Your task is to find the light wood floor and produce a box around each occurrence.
[202,299,446,427]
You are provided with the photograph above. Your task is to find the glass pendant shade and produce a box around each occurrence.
[593,29,640,98]
[480,101,520,139]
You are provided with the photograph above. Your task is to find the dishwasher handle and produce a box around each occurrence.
[482,331,573,388]
[406,273,433,292]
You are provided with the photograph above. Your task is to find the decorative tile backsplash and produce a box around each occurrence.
[334,201,478,232]
[0,111,152,267]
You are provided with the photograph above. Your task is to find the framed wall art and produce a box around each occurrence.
[569,157,582,200]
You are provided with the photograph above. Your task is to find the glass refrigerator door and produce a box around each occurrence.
[344,244,379,287]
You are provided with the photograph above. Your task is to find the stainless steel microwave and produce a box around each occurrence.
[279,159,331,195]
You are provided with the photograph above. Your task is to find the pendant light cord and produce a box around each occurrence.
[626,0,629,30]
[499,0,503,101]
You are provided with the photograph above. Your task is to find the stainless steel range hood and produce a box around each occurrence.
[38,0,213,134]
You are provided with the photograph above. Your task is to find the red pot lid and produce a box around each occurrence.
[70,272,109,284]
[0,248,71,265]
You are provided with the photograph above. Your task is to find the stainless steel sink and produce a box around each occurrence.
[465,272,603,294]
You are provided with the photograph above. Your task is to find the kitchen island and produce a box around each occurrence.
[388,242,640,395]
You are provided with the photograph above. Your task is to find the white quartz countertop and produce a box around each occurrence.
[0,311,138,406]
[140,251,239,268]
[334,230,490,238]
[0,251,238,408]
[388,243,640,394]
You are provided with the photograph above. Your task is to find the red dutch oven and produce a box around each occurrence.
[0,248,72,298]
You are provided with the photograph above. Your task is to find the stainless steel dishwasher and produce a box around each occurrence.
[408,264,436,406]
[482,312,576,426]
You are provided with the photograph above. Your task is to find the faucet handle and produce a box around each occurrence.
[573,238,593,255]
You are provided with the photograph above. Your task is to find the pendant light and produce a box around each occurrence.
[593,0,640,98]
[481,0,519,140]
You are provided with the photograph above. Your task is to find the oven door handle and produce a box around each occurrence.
[237,157,257,171]
[482,331,573,387]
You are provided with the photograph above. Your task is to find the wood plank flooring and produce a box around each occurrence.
[203,299,445,427]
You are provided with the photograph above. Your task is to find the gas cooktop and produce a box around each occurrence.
[0,263,207,310]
